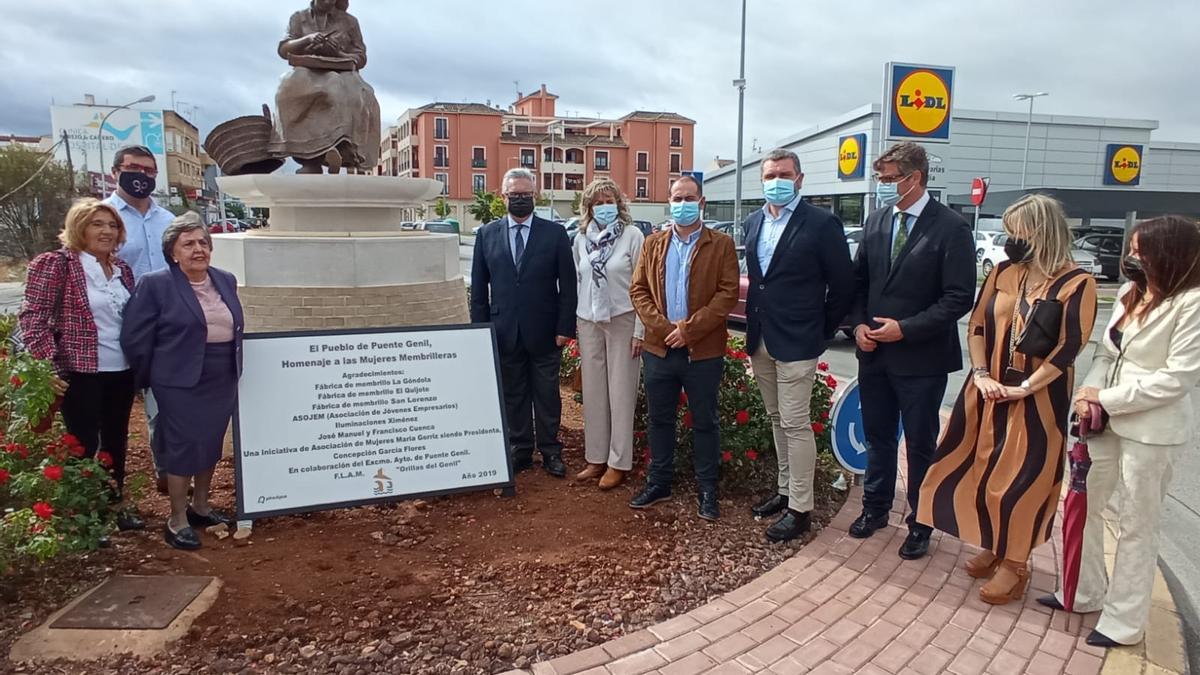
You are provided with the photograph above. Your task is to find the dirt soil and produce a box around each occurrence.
[1,388,846,675]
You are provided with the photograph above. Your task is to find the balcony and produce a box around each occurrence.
[594,162,610,171]
[472,159,487,168]
[670,139,683,147]
[433,158,449,168]
[541,189,581,201]
[542,161,586,175]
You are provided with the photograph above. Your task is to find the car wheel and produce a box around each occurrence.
[981,259,994,277]
[976,249,984,262]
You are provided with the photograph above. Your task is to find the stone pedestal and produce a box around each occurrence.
[211,174,467,332]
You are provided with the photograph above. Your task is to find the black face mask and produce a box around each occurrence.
[1122,255,1147,286]
[507,195,535,219]
[118,171,156,200]
[1004,237,1033,263]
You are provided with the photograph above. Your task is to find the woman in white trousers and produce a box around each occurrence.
[573,178,645,490]
[1042,215,1200,647]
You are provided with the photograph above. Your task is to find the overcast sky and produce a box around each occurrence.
[1,0,1197,167]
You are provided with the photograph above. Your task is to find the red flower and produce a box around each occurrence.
[822,410,830,421]
[43,465,63,481]
[817,361,830,372]
[9,375,22,387]
[746,448,759,461]
[683,412,693,428]
[679,391,688,406]
[5,443,29,459]
[96,451,113,468]
[32,502,54,520]
[825,375,838,389]
[0,468,9,485]
[81,468,93,478]
[734,350,748,360]
[735,410,750,425]
[812,422,825,435]
[721,450,733,463]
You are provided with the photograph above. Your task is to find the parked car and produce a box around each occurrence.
[975,231,1005,262]
[845,227,863,260]
[399,221,417,231]
[731,246,853,338]
[632,220,654,237]
[1073,233,1123,280]
[208,219,243,234]
[562,217,581,240]
[978,233,1009,276]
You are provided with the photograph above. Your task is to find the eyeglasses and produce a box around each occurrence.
[118,165,158,177]
[874,172,909,184]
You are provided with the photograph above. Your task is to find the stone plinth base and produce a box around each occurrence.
[240,281,468,332]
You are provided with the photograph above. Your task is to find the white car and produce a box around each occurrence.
[977,232,1008,276]
[845,227,863,260]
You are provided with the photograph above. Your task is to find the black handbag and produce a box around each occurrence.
[1002,274,1064,385]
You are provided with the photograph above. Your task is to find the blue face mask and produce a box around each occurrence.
[592,203,619,227]
[876,175,914,208]
[670,200,701,226]
[762,178,796,206]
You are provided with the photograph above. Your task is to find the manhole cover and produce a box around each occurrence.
[50,575,214,630]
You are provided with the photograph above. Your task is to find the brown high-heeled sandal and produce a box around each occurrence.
[979,560,1030,605]
[964,550,999,579]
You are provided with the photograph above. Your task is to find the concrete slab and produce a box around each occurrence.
[50,575,211,630]
[8,576,221,663]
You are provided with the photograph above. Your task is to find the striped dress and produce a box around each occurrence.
[917,261,1098,562]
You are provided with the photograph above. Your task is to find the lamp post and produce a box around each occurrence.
[1013,92,1048,190]
[732,0,747,236]
[97,94,157,198]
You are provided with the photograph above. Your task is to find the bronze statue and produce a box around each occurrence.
[270,0,381,174]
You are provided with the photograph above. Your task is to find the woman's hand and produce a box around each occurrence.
[1003,386,1032,401]
[974,375,1008,401]
[1075,386,1101,404]
[631,338,643,359]
[50,375,68,397]
[1073,397,1092,418]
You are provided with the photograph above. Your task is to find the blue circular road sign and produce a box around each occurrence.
[830,377,902,475]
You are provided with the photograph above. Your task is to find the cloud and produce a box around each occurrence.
[0,0,1195,169]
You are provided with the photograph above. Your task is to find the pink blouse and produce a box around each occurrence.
[190,276,235,343]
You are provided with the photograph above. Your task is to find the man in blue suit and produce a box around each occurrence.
[470,168,577,477]
[743,148,855,542]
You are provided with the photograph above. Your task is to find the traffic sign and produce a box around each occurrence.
[830,377,902,475]
[970,177,990,207]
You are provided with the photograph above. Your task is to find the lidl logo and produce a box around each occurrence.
[886,63,955,142]
[1104,144,1143,186]
[838,134,866,180]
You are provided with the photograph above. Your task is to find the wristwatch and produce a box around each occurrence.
[1020,379,1032,391]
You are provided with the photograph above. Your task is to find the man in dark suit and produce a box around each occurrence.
[470,168,577,477]
[847,142,975,560]
[743,148,855,542]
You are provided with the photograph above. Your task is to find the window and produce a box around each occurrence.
[669,153,681,173]
[520,148,536,168]
[472,147,486,168]
[473,174,486,193]
[637,151,649,172]
[434,117,449,140]
[434,145,448,168]
[434,172,448,194]
[636,178,648,199]
[670,127,683,147]
[565,148,583,164]
[594,150,609,171]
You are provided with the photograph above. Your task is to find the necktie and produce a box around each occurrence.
[513,223,526,266]
[891,212,909,263]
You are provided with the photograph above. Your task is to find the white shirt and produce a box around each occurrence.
[891,189,931,249]
[80,253,131,371]
[758,193,803,274]
[573,224,646,339]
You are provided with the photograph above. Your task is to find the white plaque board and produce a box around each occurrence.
[234,324,512,518]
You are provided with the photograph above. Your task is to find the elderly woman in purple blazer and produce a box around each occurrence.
[121,212,244,550]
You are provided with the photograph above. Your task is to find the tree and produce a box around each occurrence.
[468,191,496,224]
[490,194,508,220]
[224,200,246,220]
[434,197,451,218]
[0,146,74,261]
[570,191,583,216]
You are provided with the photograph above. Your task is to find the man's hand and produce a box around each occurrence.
[867,317,904,343]
[555,336,571,348]
[631,338,643,358]
[854,324,878,353]
[665,321,688,349]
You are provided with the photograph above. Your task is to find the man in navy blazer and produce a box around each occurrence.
[743,148,854,542]
[846,142,975,560]
[470,168,577,477]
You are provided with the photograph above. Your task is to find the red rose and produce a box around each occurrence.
[679,391,688,406]
[81,468,93,478]
[43,465,63,481]
[812,422,825,435]
[0,468,9,485]
[6,443,29,459]
[97,451,113,468]
[68,443,86,458]
[822,410,830,421]
[9,375,22,387]
[734,350,748,360]
[721,450,733,463]
[817,361,830,372]
[32,502,54,520]
[735,410,750,425]
[825,375,838,389]
[746,448,759,461]
[683,412,693,428]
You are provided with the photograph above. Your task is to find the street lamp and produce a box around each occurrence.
[97,94,157,197]
[1013,92,1048,190]
[732,0,747,236]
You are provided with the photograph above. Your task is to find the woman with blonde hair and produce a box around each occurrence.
[18,198,143,530]
[917,194,1097,604]
[573,178,645,490]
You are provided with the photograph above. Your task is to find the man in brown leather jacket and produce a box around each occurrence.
[628,175,739,520]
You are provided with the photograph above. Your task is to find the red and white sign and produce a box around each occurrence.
[970,177,990,207]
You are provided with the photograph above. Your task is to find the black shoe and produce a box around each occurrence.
[898,530,931,560]
[766,509,811,542]
[1085,630,1122,648]
[512,457,533,474]
[848,511,889,539]
[629,484,672,509]
[116,510,146,531]
[163,524,201,550]
[541,454,567,478]
[698,491,720,521]
[186,507,235,530]
[751,493,788,518]
[1036,594,1065,611]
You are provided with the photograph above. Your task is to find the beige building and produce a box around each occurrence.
[164,110,203,194]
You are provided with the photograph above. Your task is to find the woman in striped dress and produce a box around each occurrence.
[917,194,1098,605]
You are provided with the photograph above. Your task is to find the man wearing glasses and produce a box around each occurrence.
[104,145,177,500]
[470,168,577,478]
[846,142,975,560]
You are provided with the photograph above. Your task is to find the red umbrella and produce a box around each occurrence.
[1061,401,1104,612]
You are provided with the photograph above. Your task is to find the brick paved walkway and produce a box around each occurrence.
[505,471,1185,675]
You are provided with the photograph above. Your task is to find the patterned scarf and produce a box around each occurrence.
[584,219,625,323]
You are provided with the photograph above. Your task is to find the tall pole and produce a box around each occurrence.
[61,130,75,195]
[733,0,747,234]
[1015,92,1047,191]
[548,119,555,218]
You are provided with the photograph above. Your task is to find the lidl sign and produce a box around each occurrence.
[1104,144,1143,186]
[885,63,955,143]
[837,134,867,180]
